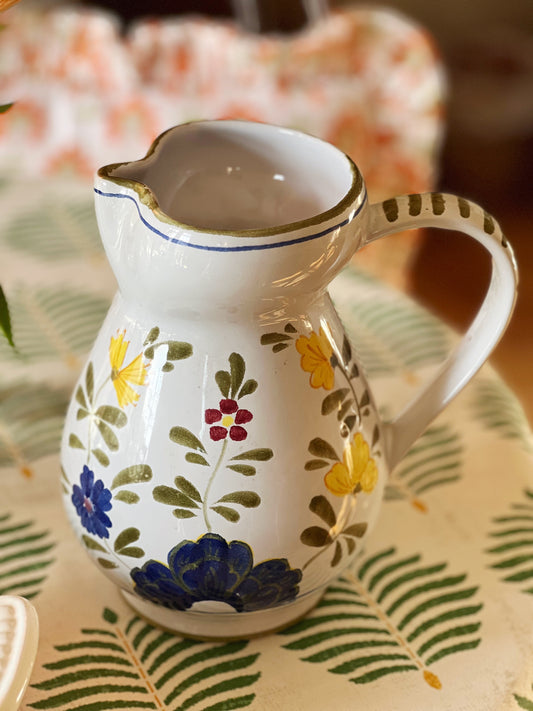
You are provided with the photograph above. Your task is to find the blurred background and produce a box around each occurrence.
[1,0,532,421]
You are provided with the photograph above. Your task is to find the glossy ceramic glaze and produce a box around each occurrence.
[60,120,517,638]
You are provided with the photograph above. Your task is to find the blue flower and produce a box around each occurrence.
[72,465,113,539]
[131,533,302,613]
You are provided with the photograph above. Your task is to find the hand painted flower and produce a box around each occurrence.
[109,330,148,408]
[131,533,302,613]
[205,399,253,441]
[71,465,113,538]
[295,327,335,390]
[324,432,378,496]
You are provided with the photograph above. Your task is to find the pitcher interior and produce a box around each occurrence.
[105,121,357,231]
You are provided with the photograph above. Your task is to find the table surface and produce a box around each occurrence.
[0,178,532,711]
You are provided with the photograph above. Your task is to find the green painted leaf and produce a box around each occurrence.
[285,323,297,333]
[238,379,258,399]
[96,420,119,451]
[215,370,231,398]
[227,464,256,476]
[301,526,333,547]
[173,508,197,519]
[27,609,260,709]
[471,379,533,452]
[0,284,14,348]
[166,341,193,360]
[114,490,140,504]
[280,546,482,689]
[322,389,349,416]
[331,541,342,567]
[229,353,246,398]
[114,528,140,553]
[162,362,174,372]
[0,102,14,114]
[82,535,107,552]
[95,405,127,428]
[343,523,368,538]
[309,495,337,527]
[169,426,207,453]
[230,448,273,462]
[212,505,240,522]
[174,476,202,503]
[185,452,209,466]
[260,332,292,345]
[111,465,152,490]
[68,433,85,450]
[308,438,339,461]
[97,557,118,569]
[85,362,94,405]
[118,546,145,558]
[91,448,110,467]
[76,408,88,421]
[305,459,329,471]
[216,492,261,508]
[273,342,289,353]
[515,689,533,710]
[75,385,87,409]
[342,335,352,364]
[143,326,160,345]
[143,345,155,359]
[337,399,354,422]
[153,486,200,509]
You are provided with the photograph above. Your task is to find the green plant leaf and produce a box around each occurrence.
[118,546,144,558]
[0,284,14,348]
[285,323,297,333]
[0,102,14,114]
[166,341,193,360]
[212,505,240,522]
[185,452,209,466]
[301,526,333,547]
[85,362,94,405]
[238,379,258,399]
[68,433,85,450]
[227,464,256,476]
[98,558,118,569]
[75,385,87,409]
[230,448,273,462]
[273,342,289,353]
[342,335,352,364]
[174,476,202,503]
[229,352,246,398]
[331,540,342,567]
[114,490,140,504]
[215,370,231,398]
[169,426,206,453]
[162,362,174,372]
[153,485,199,509]
[260,332,292,345]
[343,522,368,538]
[305,459,329,471]
[322,389,349,416]
[309,495,337,527]
[114,527,141,553]
[144,345,155,359]
[111,465,152,489]
[91,448,110,467]
[76,408,89,421]
[308,438,339,461]
[96,405,127,428]
[216,491,261,508]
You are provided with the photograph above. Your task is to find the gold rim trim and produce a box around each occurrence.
[97,120,365,238]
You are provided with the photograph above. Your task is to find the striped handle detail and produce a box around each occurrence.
[366,192,518,471]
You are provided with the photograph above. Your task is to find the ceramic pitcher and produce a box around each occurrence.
[60,120,517,639]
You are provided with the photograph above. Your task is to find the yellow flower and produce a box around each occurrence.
[324,433,378,496]
[295,327,334,390]
[109,330,148,408]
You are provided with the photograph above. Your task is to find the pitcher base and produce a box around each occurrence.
[121,589,323,640]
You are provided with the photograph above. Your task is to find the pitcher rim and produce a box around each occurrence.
[96,120,365,238]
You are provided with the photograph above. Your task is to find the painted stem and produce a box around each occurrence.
[303,539,336,571]
[337,361,362,427]
[203,438,228,532]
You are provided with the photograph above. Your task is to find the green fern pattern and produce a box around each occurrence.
[0,285,109,367]
[0,511,55,598]
[487,489,533,595]
[0,382,69,476]
[2,199,103,261]
[331,270,451,377]
[385,424,463,512]
[279,546,482,689]
[28,608,261,710]
[471,379,533,452]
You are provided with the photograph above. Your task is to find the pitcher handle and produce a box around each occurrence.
[366,192,518,471]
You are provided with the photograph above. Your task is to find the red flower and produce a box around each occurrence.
[205,399,253,441]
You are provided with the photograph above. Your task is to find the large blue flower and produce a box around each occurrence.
[72,465,113,539]
[131,533,302,613]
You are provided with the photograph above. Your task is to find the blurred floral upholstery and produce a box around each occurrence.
[0,5,445,285]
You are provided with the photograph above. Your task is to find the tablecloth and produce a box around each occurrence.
[0,176,532,710]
